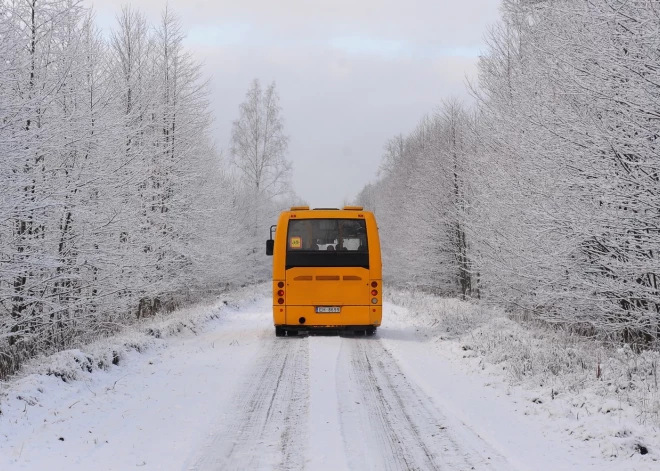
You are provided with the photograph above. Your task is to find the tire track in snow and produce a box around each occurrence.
[188,333,309,471]
[338,338,513,471]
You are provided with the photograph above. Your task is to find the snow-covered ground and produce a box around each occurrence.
[1,288,657,470]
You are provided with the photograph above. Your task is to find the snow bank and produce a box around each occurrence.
[0,284,268,414]
[387,288,660,462]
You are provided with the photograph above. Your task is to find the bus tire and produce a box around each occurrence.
[275,327,285,337]
[366,328,376,336]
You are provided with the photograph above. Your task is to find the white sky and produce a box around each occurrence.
[85,0,502,208]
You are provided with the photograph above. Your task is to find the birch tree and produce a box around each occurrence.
[229,79,292,279]
[230,79,291,201]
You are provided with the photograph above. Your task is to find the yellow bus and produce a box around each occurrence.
[266,206,382,337]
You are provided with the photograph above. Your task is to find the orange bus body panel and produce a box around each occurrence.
[271,209,382,330]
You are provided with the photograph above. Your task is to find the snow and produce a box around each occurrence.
[0,290,266,471]
[383,290,660,468]
[380,306,604,470]
[1,287,658,470]
[307,337,348,470]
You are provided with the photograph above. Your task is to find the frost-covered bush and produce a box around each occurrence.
[387,289,493,337]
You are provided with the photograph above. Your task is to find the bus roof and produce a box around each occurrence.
[289,205,364,211]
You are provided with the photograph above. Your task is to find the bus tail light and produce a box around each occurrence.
[371,298,378,304]
[371,281,378,288]
[276,281,285,305]
[371,289,378,296]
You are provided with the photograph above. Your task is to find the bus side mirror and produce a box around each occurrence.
[266,239,274,256]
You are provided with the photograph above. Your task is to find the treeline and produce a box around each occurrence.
[356,0,660,345]
[0,1,289,378]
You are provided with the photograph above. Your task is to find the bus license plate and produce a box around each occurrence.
[316,306,341,313]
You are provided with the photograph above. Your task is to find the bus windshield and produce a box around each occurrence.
[285,219,369,268]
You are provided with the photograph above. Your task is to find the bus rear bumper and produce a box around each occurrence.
[274,304,381,328]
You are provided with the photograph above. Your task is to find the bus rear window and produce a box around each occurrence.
[287,219,367,251]
[285,219,369,268]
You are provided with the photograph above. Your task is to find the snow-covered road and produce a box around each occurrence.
[1,297,654,470]
[189,315,510,471]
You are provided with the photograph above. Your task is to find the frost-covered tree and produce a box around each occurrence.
[230,79,291,202]
[229,79,292,280]
[470,0,660,341]
[358,102,475,298]
[0,1,255,378]
[357,0,660,344]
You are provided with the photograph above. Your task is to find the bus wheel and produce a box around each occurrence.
[366,328,376,336]
[275,327,285,337]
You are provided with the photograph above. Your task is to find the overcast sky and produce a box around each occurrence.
[85,0,502,208]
